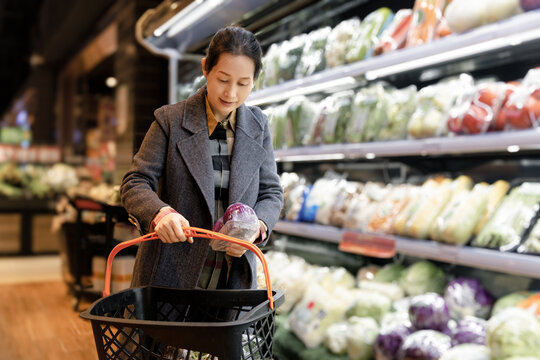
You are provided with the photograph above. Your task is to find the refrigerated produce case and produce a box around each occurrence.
[138,0,540,357]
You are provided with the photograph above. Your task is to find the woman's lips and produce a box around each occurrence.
[220,98,235,107]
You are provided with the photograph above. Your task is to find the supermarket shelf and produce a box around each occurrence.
[273,128,540,161]
[247,10,540,106]
[273,220,540,279]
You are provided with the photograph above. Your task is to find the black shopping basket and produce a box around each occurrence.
[81,227,284,360]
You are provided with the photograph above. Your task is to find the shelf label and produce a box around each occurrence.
[339,232,396,258]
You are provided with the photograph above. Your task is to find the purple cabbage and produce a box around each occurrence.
[223,202,257,223]
[520,0,540,11]
[444,277,494,320]
[398,330,452,360]
[212,216,224,232]
[220,202,259,240]
[452,316,486,346]
[374,325,412,360]
[409,293,450,331]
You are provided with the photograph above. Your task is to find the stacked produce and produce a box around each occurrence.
[0,162,78,199]
[265,68,540,149]
[259,253,540,359]
[279,172,540,254]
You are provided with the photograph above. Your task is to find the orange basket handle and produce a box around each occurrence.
[103,227,275,310]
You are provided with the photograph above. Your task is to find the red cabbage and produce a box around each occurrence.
[520,0,540,11]
[452,316,486,346]
[444,277,494,320]
[398,330,452,360]
[374,324,412,360]
[408,293,450,331]
[220,202,259,240]
[223,202,257,223]
[212,216,224,232]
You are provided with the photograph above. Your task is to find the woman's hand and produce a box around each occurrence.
[152,207,194,244]
[225,229,259,257]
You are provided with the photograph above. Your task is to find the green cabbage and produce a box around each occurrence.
[399,261,447,296]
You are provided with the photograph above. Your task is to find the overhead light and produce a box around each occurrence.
[365,152,376,159]
[156,0,225,38]
[365,27,540,81]
[275,153,346,162]
[247,76,357,106]
[105,77,118,88]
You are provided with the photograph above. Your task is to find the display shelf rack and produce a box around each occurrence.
[273,128,540,162]
[246,10,540,106]
[273,220,540,279]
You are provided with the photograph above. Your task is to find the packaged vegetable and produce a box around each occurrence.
[345,290,392,322]
[343,182,390,231]
[406,0,447,47]
[520,0,540,10]
[518,218,540,254]
[444,277,494,320]
[444,0,522,33]
[377,85,418,141]
[374,263,406,283]
[346,85,380,143]
[473,180,510,235]
[358,280,405,301]
[300,172,346,222]
[331,91,355,144]
[284,182,310,221]
[278,34,308,83]
[440,344,491,360]
[325,18,362,68]
[345,7,394,63]
[398,330,452,360]
[212,203,259,251]
[399,261,447,296]
[357,264,381,282]
[324,322,349,355]
[517,292,540,316]
[373,9,413,56]
[472,182,540,250]
[374,324,412,360]
[368,184,412,234]
[295,27,331,79]
[260,43,280,88]
[346,317,379,360]
[499,67,540,129]
[329,181,364,227]
[360,84,390,142]
[285,96,319,147]
[408,293,450,331]
[486,307,540,359]
[491,291,530,316]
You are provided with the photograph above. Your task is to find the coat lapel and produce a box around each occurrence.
[229,105,266,204]
[176,87,215,219]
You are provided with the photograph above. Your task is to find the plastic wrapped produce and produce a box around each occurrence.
[360,84,390,142]
[444,0,522,33]
[319,91,354,144]
[284,181,310,221]
[452,316,487,346]
[473,180,510,235]
[329,181,364,227]
[358,280,405,301]
[269,104,288,150]
[285,96,319,147]
[345,7,394,63]
[518,218,540,254]
[377,85,418,141]
[472,182,540,250]
[325,18,362,68]
[499,67,540,129]
[300,172,346,222]
[212,203,259,251]
[491,291,530,316]
[374,263,406,283]
[440,344,491,360]
[408,293,450,331]
[295,27,331,78]
[260,43,281,88]
[398,330,452,360]
[315,178,350,225]
[343,182,390,231]
[368,184,412,234]
[444,278,494,320]
[399,261,447,296]
[406,0,447,47]
[373,9,414,56]
[305,95,333,145]
[288,284,354,348]
[346,85,380,143]
[346,316,379,360]
[486,307,540,359]
[278,34,307,83]
[520,0,540,10]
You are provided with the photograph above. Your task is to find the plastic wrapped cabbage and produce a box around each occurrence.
[491,291,530,316]
[399,261,447,296]
[346,316,379,360]
[444,277,494,320]
[295,27,331,78]
[374,324,412,360]
[440,344,491,360]
[409,293,450,331]
[398,330,452,360]
[486,307,540,359]
[374,263,405,283]
[358,280,405,301]
[211,202,259,252]
[325,18,362,68]
[452,316,486,346]
[346,290,392,323]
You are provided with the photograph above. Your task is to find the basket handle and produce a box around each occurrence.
[103,227,275,310]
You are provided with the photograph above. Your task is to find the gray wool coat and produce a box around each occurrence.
[120,86,283,290]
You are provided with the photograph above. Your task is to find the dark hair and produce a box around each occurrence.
[204,26,262,79]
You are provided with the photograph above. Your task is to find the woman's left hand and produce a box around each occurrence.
[225,229,260,257]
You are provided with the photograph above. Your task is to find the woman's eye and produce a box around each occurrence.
[219,79,228,83]
[239,83,248,87]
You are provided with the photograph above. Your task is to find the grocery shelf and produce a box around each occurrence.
[247,10,540,106]
[273,220,540,279]
[273,128,540,161]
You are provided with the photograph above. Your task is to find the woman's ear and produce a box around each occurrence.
[201,58,207,77]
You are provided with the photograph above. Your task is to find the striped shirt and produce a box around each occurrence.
[196,96,236,290]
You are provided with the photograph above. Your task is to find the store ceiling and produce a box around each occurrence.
[0,0,115,115]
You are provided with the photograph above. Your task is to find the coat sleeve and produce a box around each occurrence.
[120,107,171,233]
[252,108,284,245]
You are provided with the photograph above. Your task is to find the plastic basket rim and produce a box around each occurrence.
[80,286,284,329]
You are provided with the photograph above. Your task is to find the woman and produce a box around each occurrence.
[120,26,283,291]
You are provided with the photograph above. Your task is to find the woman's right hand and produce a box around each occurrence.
[152,208,194,244]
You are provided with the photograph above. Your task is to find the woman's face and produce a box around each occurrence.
[202,53,255,122]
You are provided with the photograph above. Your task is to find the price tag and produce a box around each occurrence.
[339,232,396,258]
